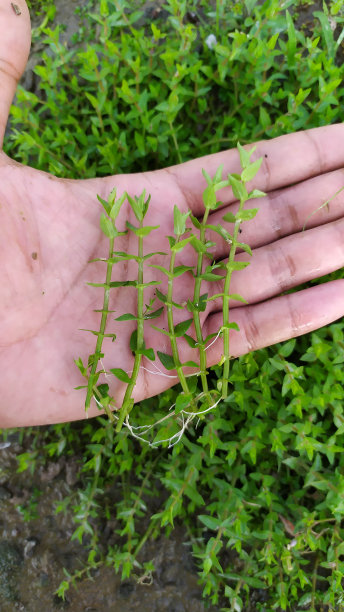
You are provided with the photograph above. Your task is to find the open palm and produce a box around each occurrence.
[2,1,344,427]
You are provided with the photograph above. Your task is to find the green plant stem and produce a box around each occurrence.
[192,208,210,395]
[85,235,115,411]
[169,120,182,164]
[116,228,144,432]
[221,210,244,399]
[167,243,192,396]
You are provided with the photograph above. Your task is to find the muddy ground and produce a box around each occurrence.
[0,431,217,612]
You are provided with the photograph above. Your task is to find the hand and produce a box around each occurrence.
[1,2,344,427]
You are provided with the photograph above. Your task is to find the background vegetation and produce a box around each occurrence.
[3,0,344,609]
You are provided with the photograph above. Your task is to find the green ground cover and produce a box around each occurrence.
[4,0,344,609]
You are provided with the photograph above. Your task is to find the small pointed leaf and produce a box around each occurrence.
[174,318,193,337]
[173,265,193,277]
[222,211,237,223]
[228,175,248,202]
[241,157,263,183]
[100,213,115,238]
[228,293,248,304]
[237,208,258,222]
[157,351,176,370]
[151,325,170,337]
[248,189,266,199]
[115,313,137,321]
[144,307,164,320]
[139,347,155,360]
[110,368,131,383]
[184,334,197,348]
[173,205,190,236]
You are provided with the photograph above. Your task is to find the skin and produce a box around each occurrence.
[1,1,344,427]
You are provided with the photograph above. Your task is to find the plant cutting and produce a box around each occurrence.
[76,144,265,445]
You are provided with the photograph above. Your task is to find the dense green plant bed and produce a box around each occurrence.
[4,0,344,609]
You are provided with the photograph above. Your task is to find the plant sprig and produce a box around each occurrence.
[219,144,266,398]
[76,188,127,421]
[115,191,161,432]
[76,144,265,445]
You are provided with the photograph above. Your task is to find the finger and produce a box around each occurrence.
[0,0,31,148]
[204,280,344,365]
[208,216,344,311]
[164,124,344,216]
[206,168,344,260]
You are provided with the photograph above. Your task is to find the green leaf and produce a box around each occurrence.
[190,214,201,229]
[97,383,109,398]
[190,236,207,254]
[228,175,248,202]
[130,330,137,351]
[228,293,248,304]
[139,347,155,360]
[126,222,159,237]
[126,192,147,222]
[112,251,139,261]
[75,357,87,378]
[222,211,237,223]
[173,265,193,277]
[248,189,266,199]
[175,393,192,414]
[199,514,220,530]
[221,322,240,332]
[286,9,296,67]
[115,313,137,321]
[144,307,164,320]
[143,251,167,260]
[174,318,193,337]
[241,159,263,183]
[136,281,161,289]
[237,242,252,256]
[149,264,171,277]
[225,261,250,271]
[156,289,167,304]
[202,168,212,185]
[314,11,336,58]
[109,281,137,287]
[109,192,126,221]
[173,205,190,235]
[298,593,312,607]
[171,236,193,252]
[151,325,170,337]
[213,164,224,183]
[203,185,217,209]
[203,557,213,574]
[157,351,176,370]
[187,293,208,313]
[100,213,115,238]
[184,334,197,348]
[110,368,131,383]
[237,142,256,169]
[200,272,224,282]
[79,329,116,340]
[97,194,110,215]
[182,360,199,368]
[167,236,176,248]
[238,208,258,222]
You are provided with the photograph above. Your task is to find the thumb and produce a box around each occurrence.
[0,1,31,148]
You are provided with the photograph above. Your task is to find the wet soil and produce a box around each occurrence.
[0,432,217,612]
